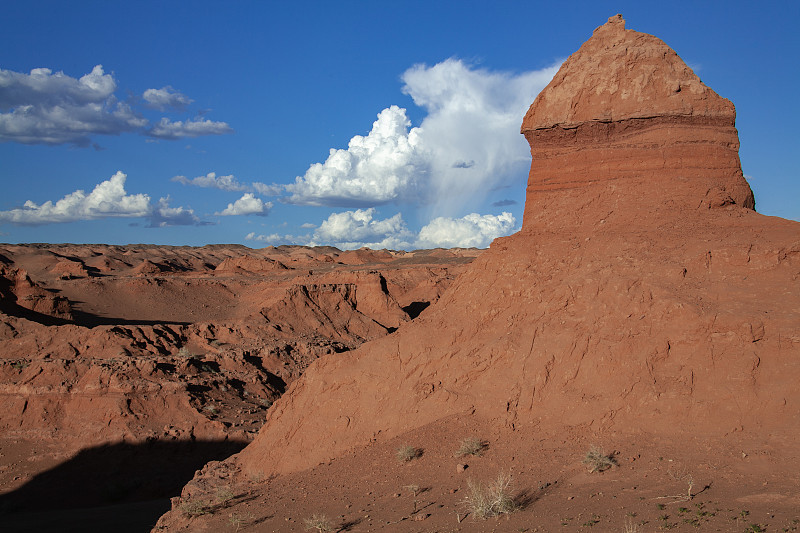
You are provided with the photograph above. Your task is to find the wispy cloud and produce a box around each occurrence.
[172,172,249,191]
[252,182,283,196]
[147,117,232,139]
[216,193,272,216]
[246,232,291,244]
[491,199,517,207]
[0,65,232,146]
[142,86,193,111]
[146,196,205,227]
[284,59,559,216]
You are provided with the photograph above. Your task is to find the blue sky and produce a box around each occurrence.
[1,1,798,249]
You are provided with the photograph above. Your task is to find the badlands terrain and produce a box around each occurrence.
[2,14,800,533]
[0,243,478,530]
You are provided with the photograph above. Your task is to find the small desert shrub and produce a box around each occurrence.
[303,513,334,532]
[177,346,191,357]
[454,437,486,457]
[215,486,235,506]
[396,444,421,463]
[11,360,29,370]
[180,498,210,517]
[463,472,516,519]
[583,445,615,473]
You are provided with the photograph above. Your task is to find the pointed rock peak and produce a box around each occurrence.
[595,13,625,33]
[519,15,754,227]
[522,14,733,131]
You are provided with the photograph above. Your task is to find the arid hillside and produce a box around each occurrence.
[150,15,800,533]
[0,243,478,531]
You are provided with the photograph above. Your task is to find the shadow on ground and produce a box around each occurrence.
[0,438,247,532]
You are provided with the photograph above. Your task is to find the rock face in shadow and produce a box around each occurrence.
[212,16,800,488]
[0,439,247,533]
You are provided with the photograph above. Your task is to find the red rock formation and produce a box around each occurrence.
[521,14,754,231]
[50,260,91,279]
[0,266,73,321]
[221,16,799,484]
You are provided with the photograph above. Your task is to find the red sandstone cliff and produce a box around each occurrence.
[521,14,754,229]
[217,16,800,485]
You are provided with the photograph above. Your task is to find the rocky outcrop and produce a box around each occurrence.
[0,266,73,322]
[220,16,799,485]
[521,14,754,231]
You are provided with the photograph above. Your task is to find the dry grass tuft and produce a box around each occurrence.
[303,513,334,532]
[624,517,639,532]
[454,437,487,457]
[583,445,616,473]
[396,444,421,463]
[462,472,516,519]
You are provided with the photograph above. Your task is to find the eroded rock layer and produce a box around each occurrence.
[521,14,754,230]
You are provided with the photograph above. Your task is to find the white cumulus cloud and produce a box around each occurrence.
[142,86,193,110]
[283,59,559,215]
[416,212,516,249]
[246,209,516,250]
[172,172,249,191]
[285,106,425,206]
[252,182,283,196]
[309,208,414,250]
[0,64,116,108]
[0,171,151,224]
[0,65,147,146]
[0,171,213,227]
[216,193,272,216]
[0,65,232,146]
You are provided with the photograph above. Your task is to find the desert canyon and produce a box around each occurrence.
[2,14,799,533]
